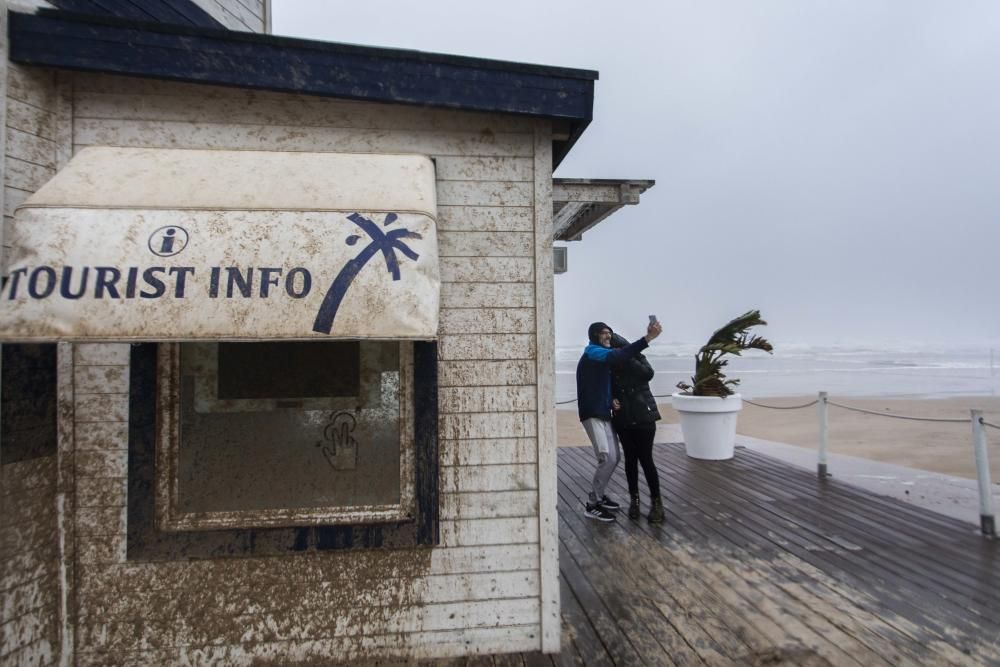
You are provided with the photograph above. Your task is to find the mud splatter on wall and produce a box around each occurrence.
[0,62,61,667]
[58,76,551,663]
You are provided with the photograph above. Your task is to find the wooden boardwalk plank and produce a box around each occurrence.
[648,446,992,604]
[557,510,694,665]
[635,447,999,663]
[576,447,939,667]
[556,451,802,662]
[559,447,872,666]
[555,538,647,665]
[554,576,596,666]
[558,476,774,662]
[660,447,1000,632]
[726,448,1000,583]
[372,442,1000,666]
[557,443,1000,665]
[560,499,746,664]
[560,452,771,656]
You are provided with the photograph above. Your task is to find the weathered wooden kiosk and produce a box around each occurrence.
[0,1,652,664]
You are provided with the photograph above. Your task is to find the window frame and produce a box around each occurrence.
[154,342,416,532]
[127,342,438,561]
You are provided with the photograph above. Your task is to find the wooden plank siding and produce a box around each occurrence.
[0,56,61,667]
[59,71,551,663]
[532,125,560,652]
[3,64,58,262]
[0,458,59,667]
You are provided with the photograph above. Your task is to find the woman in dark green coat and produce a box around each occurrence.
[610,333,664,523]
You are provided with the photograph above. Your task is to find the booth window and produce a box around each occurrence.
[156,341,415,531]
[128,342,438,559]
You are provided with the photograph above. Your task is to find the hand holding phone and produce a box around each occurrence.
[645,316,662,342]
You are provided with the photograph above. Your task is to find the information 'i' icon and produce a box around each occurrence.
[148,225,189,257]
[160,228,176,254]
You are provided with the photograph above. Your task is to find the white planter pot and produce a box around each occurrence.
[671,393,743,460]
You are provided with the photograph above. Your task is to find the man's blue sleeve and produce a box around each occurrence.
[583,338,648,363]
[606,337,649,364]
[584,344,613,362]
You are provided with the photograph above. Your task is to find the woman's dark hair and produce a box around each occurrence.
[610,332,629,349]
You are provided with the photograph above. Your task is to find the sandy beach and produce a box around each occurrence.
[558,395,1000,481]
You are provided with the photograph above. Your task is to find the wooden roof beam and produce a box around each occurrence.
[552,179,654,241]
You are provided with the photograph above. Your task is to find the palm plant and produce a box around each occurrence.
[676,310,773,397]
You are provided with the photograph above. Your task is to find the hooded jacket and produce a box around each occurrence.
[576,333,649,422]
[610,333,662,429]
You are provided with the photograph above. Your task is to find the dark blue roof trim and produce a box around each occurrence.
[10,10,594,166]
[46,0,224,29]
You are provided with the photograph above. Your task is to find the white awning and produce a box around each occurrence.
[0,147,440,341]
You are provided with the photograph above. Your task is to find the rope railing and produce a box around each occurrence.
[826,400,970,423]
[744,396,995,426]
[742,392,996,538]
[744,398,818,410]
[745,397,973,422]
[559,395,998,425]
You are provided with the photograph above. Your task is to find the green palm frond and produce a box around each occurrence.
[676,309,774,397]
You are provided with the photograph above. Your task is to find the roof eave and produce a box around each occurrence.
[552,179,656,241]
[9,9,596,168]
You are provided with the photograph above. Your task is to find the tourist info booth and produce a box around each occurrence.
[1,146,440,531]
[0,3,650,664]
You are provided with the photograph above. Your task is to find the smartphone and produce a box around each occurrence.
[649,315,658,325]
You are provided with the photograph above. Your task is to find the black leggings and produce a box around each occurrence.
[617,424,660,498]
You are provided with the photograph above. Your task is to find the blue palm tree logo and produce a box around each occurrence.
[312,212,423,334]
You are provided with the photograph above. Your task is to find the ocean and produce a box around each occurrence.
[555,342,1000,403]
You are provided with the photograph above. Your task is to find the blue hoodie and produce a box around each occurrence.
[576,337,649,421]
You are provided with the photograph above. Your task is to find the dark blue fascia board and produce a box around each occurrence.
[9,10,595,167]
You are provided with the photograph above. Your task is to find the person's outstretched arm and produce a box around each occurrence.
[585,320,662,364]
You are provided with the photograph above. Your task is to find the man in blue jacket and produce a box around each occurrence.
[577,319,662,521]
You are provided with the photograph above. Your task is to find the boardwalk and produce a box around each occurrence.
[441,442,999,666]
[549,443,1000,667]
[394,441,999,666]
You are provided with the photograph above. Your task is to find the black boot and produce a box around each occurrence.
[647,496,664,524]
[628,494,640,521]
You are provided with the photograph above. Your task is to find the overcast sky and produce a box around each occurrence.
[273,1,1000,349]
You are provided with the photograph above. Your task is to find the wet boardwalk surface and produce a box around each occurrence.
[548,443,1000,666]
[434,443,999,666]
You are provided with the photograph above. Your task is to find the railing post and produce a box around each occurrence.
[971,410,996,537]
[818,391,829,478]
